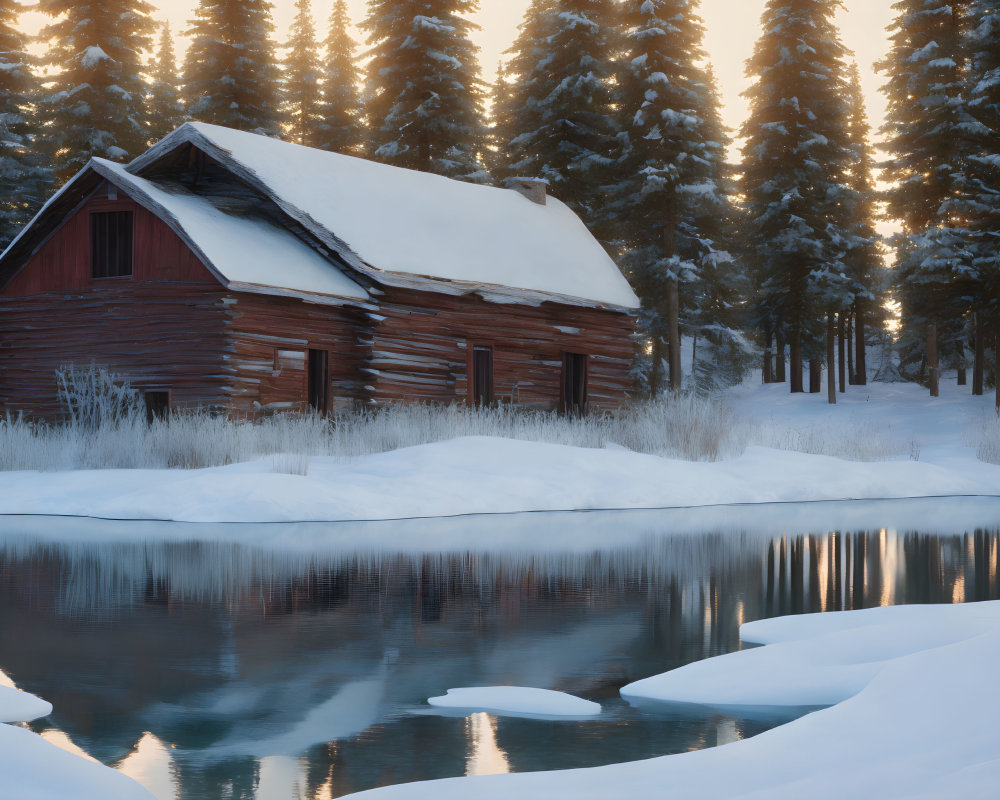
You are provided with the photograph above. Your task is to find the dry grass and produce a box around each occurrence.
[0,393,913,473]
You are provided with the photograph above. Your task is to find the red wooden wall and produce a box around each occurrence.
[367,287,635,411]
[223,292,368,415]
[3,191,217,296]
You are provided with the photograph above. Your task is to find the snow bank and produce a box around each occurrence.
[340,602,1000,800]
[1,434,998,523]
[0,684,52,723]
[0,683,153,799]
[622,602,1000,710]
[427,687,601,718]
[0,724,156,800]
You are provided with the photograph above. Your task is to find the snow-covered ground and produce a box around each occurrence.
[0,682,153,800]
[343,601,1000,800]
[0,379,997,523]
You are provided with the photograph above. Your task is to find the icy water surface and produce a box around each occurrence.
[1,498,999,800]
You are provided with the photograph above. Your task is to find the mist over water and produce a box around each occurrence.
[1,500,998,799]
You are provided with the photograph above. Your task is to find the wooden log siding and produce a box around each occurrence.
[0,283,230,417]
[222,292,370,414]
[365,288,634,410]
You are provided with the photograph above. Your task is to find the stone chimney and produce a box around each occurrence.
[503,177,548,206]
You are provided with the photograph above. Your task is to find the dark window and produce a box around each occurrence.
[472,346,494,406]
[308,349,330,413]
[563,353,588,414]
[91,211,134,278]
[144,391,170,424]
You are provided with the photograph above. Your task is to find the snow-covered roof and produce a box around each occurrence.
[129,122,640,311]
[91,160,369,305]
[0,157,369,306]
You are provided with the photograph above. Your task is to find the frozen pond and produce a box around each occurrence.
[1,498,999,800]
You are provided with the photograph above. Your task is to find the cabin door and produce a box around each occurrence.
[308,349,329,413]
[472,346,494,406]
[563,353,588,414]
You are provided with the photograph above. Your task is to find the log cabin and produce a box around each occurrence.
[0,123,639,418]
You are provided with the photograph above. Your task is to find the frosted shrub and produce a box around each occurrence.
[55,364,143,430]
[969,410,1000,466]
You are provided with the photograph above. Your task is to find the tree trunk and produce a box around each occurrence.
[691,333,698,392]
[764,347,773,384]
[995,329,1000,410]
[855,298,867,386]
[928,323,939,398]
[847,312,855,384]
[663,221,681,393]
[809,358,822,393]
[837,314,846,393]
[776,330,786,383]
[668,279,681,392]
[789,330,803,393]
[973,313,985,396]
[650,338,665,398]
[828,313,837,404]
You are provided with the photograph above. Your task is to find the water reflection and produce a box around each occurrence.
[0,506,998,800]
[464,713,510,777]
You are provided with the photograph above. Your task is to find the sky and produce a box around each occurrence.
[22,0,898,158]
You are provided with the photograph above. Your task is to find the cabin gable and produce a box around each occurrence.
[3,187,220,297]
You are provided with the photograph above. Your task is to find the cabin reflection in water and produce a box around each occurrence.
[0,525,998,800]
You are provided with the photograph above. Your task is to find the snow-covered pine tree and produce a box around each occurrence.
[687,64,752,395]
[497,0,618,226]
[38,0,155,183]
[843,63,882,386]
[183,0,282,136]
[879,0,976,383]
[610,0,724,394]
[148,23,187,143]
[0,0,51,247]
[361,0,487,181]
[491,0,558,180]
[283,0,323,146]
[742,0,855,394]
[966,0,1000,398]
[487,60,513,174]
[315,0,363,155]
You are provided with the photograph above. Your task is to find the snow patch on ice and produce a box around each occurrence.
[427,687,600,718]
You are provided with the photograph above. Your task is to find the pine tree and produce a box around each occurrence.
[487,60,513,174]
[497,0,618,225]
[0,0,51,247]
[283,0,323,145]
[148,23,186,143]
[492,0,558,178]
[966,0,1000,399]
[610,0,723,394]
[688,64,752,395]
[742,0,855,394]
[879,1,975,382]
[843,63,882,386]
[361,0,487,180]
[316,0,363,155]
[38,0,155,183]
[183,0,282,135]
